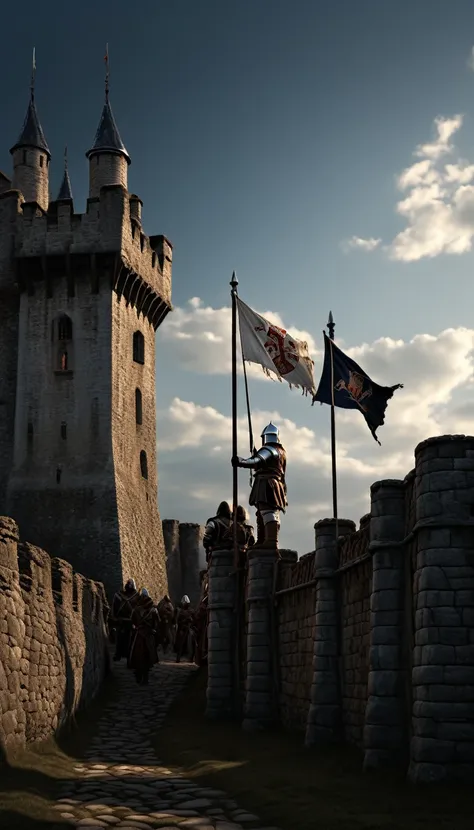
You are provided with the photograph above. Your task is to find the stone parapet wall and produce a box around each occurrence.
[339,521,372,747]
[0,516,109,752]
[10,184,171,308]
[276,550,315,731]
[206,433,474,785]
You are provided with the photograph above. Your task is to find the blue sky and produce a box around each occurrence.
[3,1,474,555]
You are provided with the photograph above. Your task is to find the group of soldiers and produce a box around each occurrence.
[204,420,287,557]
[107,576,209,685]
[107,422,287,686]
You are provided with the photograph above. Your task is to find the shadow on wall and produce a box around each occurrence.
[0,515,110,755]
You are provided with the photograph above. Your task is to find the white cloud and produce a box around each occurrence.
[414,115,463,160]
[158,297,319,377]
[341,235,381,253]
[157,317,474,557]
[444,163,474,184]
[384,112,474,261]
[346,106,474,262]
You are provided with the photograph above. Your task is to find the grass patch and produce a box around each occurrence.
[0,670,119,830]
[157,668,472,830]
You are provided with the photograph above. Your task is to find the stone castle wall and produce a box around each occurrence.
[162,520,204,606]
[276,550,315,731]
[0,178,173,604]
[0,516,110,752]
[206,434,474,784]
[339,517,372,747]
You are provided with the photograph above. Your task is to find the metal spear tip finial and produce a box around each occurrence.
[104,43,110,99]
[327,310,335,341]
[30,46,36,98]
[230,270,239,289]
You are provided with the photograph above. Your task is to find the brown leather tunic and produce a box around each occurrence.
[249,445,287,511]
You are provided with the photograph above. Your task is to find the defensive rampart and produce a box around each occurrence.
[206,435,474,784]
[0,516,110,752]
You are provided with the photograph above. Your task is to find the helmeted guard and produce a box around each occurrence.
[156,594,175,654]
[236,505,256,553]
[109,578,140,661]
[203,500,233,561]
[232,422,287,551]
[174,594,195,663]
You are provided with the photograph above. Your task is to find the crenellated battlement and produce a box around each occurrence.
[0,516,109,750]
[0,63,171,607]
[4,184,172,329]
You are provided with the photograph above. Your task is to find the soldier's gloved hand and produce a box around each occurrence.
[231,456,241,467]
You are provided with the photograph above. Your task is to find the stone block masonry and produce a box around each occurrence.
[206,547,237,720]
[205,433,474,784]
[162,520,204,606]
[0,516,109,752]
[409,435,474,784]
[276,549,313,731]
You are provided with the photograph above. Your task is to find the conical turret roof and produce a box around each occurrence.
[10,93,51,158]
[86,97,130,164]
[56,154,73,201]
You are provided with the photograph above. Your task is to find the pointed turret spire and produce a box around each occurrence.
[86,45,131,164]
[10,48,50,158]
[57,147,73,201]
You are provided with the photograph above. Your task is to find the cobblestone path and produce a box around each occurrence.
[54,657,279,830]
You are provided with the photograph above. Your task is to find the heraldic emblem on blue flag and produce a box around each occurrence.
[313,332,403,444]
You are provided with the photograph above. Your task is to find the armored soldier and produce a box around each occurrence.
[156,594,175,654]
[109,578,140,661]
[128,588,160,685]
[203,501,233,560]
[232,422,287,551]
[236,505,255,550]
[174,595,195,663]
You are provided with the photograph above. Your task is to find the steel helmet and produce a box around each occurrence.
[261,422,280,446]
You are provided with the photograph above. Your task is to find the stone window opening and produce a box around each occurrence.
[135,388,143,425]
[40,155,44,168]
[133,330,145,365]
[152,252,156,268]
[61,421,67,440]
[53,314,73,373]
[22,150,27,164]
[140,450,148,480]
[58,315,73,341]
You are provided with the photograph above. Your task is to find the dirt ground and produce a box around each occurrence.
[0,665,472,830]
[0,673,120,829]
[156,669,473,830]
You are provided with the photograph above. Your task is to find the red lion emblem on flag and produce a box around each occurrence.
[255,323,300,376]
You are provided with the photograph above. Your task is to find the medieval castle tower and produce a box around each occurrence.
[0,62,172,600]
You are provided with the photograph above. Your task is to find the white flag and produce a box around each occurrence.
[237,297,315,396]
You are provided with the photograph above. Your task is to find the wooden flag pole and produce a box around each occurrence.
[327,311,339,543]
[231,272,239,570]
[230,272,242,718]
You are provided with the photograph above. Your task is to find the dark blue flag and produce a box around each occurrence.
[312,332,403,444]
